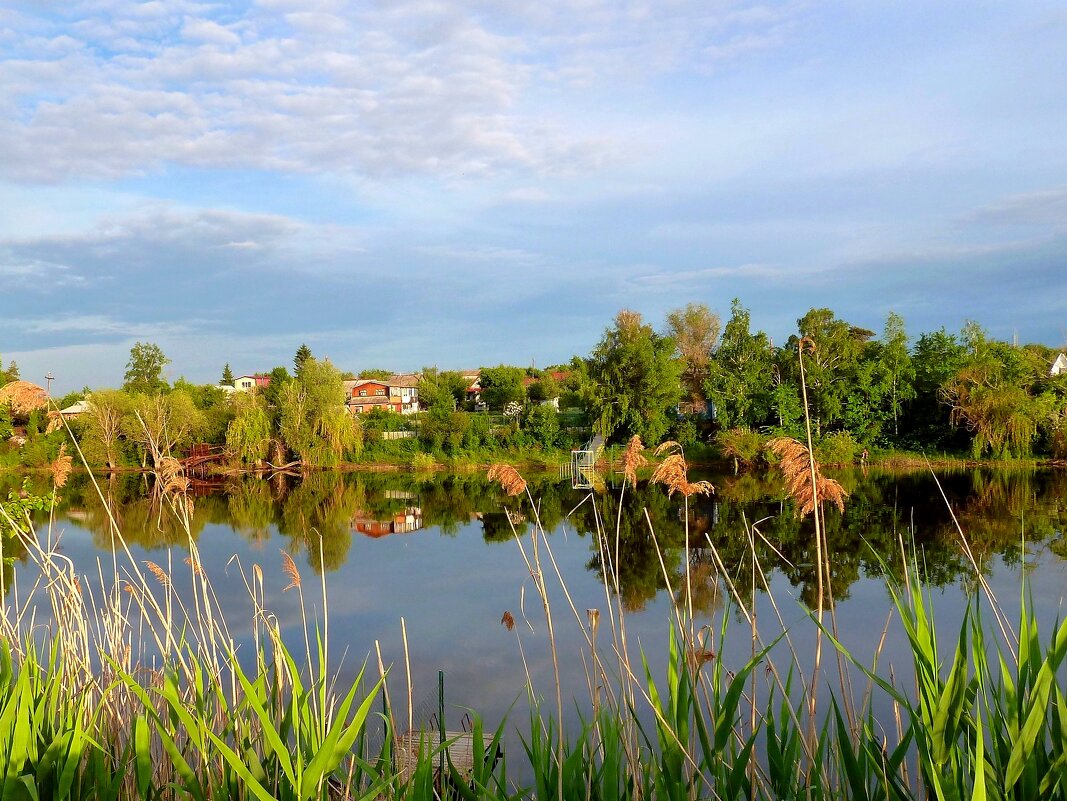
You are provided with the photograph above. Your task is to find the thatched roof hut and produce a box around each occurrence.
[0,381,49,417]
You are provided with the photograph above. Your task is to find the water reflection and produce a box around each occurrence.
[6,466,1064,606]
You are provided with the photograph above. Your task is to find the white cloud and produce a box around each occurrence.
[962,186,1067,228]
[0,0,798,182]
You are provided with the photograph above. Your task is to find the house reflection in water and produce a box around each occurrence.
[352,506,423,538]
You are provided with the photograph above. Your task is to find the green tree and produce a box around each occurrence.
[880,312,916,440]
[221,363,234,385]
[785,308,874,436]
[123,342,170,395]
[0,359,19,385]
[262,366,292,411]
[478,365,526,411]
[418,368,468,411]
[577,310,683,443]
[523,404,560,447]
[906,327,966,447]
[358,368,394,380]
[704,300,775,429]
[294,344,313,377]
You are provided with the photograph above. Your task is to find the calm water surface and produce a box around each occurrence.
[5,466,1066,745]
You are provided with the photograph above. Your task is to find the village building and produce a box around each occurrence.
[232,374,271,392]
[344,375,421,415]
[1051,353,1067,377]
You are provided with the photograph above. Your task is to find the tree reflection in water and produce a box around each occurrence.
[14,466,1067,604]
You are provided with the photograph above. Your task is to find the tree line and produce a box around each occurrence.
[3,303,1066,469]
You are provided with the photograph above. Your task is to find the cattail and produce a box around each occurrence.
[621,436,647,486]
[767,437,847,516]
[144,561,171,588]
[281,550,301,591]
[487,464,527,496]
[50,443,73,489]
[501,611,515,631]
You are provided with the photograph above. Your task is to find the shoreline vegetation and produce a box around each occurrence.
[1,429,1064,798]
[3,304,1066,478]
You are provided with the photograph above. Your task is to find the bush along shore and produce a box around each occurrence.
[0,431,1065,800]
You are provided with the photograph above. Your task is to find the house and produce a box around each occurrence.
[463,370,482,406]
[344,379,394,414]
[388,374,421,414]
[1052,353,1067,377]
[232,374,271,392]
[344,375,421,415]
[58,399,92,419]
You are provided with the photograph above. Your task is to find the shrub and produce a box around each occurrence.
[715,427,766,471]
[411,452,437,471]
[816,430,861,465]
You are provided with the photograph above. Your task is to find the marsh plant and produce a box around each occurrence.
[0,414,1065,799]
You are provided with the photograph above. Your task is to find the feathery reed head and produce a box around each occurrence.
[143,560,171,588]
[650,451,714,498]
[501,610,515,631]
[50,443,73,489]
[155,456,190,495]
[184,556,204,577]
[0,381,48,416]
[280,549,301,592]
[487,464,527,496]
[767,437,848,516]
[654,440,683,457]
[621,435,648,486]
[45,411,64,435]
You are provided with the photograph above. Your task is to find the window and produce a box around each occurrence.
[359,390,367,397]
[375,388,386,396]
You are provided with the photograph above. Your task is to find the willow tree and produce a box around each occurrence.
[226,393,273,464]
[278,357,361,465]
[941,327,1042,457]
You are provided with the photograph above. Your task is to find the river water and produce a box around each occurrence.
[4,466,1065,751]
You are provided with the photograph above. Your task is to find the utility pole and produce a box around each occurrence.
[45,372,55,397]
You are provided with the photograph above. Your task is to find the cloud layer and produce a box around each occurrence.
[2,1,1066,392]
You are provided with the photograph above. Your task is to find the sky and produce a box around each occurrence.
[1,0,1066,393]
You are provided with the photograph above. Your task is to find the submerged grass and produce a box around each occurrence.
[0,420,1065,800]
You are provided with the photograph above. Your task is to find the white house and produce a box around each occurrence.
[1052,353,1067,377]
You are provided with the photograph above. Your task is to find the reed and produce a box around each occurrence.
[1,416,1065,800]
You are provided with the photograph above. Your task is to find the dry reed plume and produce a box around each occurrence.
[487,463,527,496]
[620,435,648,486]
[650,446,714,498]
[281,549,302,591]
[767,437,847,516]
[501,610,515,631]
[0,380,48,416]
[50,443,73,489]
[144,560,171,589]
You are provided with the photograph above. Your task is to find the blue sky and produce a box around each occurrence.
[1,0,1065,393]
